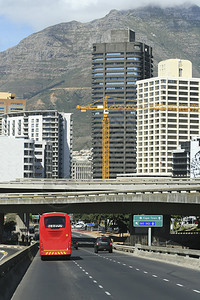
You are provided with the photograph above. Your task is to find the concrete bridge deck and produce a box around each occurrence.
[0,178,200,214]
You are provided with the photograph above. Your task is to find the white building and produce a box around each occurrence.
[0,136,35,181]
[71,149,93,180]
[2,110,73,178]
[136,59,200,176]
[34,141,53,178]
[0,136,53,182]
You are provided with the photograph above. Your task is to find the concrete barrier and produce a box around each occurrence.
[113,244,200,269]
[0,242,38,300]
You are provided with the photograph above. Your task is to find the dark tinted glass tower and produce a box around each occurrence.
[92,29,153,178]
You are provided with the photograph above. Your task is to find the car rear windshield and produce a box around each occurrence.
[44,216,66,229]
[98,237,110,241]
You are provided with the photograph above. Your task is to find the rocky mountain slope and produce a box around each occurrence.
[0,4,199,149]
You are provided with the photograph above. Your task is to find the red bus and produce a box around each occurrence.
[39,212,71,260]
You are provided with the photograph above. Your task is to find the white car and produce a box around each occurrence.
[75,222,85,229]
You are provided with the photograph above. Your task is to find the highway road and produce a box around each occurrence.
[11,234,200,300]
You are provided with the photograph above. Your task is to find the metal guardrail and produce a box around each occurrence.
[135,244,200,258]
[113,244,200,269]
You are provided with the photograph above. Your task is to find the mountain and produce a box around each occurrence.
[0,4,199,149]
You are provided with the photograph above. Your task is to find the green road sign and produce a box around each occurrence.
[133,215,163,227]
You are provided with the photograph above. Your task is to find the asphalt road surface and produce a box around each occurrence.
[11,235,200,300]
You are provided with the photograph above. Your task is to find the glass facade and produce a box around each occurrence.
[92,30,153,178]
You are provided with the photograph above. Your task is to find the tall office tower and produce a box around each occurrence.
[0,92,26,134]
[2,110,73,178]
[136,59,200,176]
[92,29,153,178]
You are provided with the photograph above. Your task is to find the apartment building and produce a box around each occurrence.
[92,29,153,178]
[1,110,73,178]
[136,59,200,176]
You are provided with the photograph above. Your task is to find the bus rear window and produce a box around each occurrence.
[44,216,66,229]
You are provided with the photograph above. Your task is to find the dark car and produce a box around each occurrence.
[94,236,112,253]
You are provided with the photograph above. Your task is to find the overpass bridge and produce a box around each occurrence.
[0,178,200,215]
[1,178,200,248]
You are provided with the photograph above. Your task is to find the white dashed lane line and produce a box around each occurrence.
[81,249,200,296]
[193,290,200,294]
[73,261,112,297]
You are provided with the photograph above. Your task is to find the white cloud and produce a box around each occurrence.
[0,0,199,31]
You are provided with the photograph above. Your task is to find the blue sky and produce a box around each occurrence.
[0,16,33,51]
[0,0,199,52]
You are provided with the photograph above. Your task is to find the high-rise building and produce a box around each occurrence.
[137,59,200,176]
[2,110,73,178]
[92,29,153,178]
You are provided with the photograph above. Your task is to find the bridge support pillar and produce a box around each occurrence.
[128,214,148,245]
[0,213,4,243]
[17,213,30,232]
[152,215,171,244]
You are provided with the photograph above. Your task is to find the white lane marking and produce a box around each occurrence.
[105,291,111,296]
[72,260,112,297]
[76,249,200,296]
[0,250,8,261]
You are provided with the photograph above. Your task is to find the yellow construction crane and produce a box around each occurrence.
[77,97,200,179]
[77,96,142,179]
